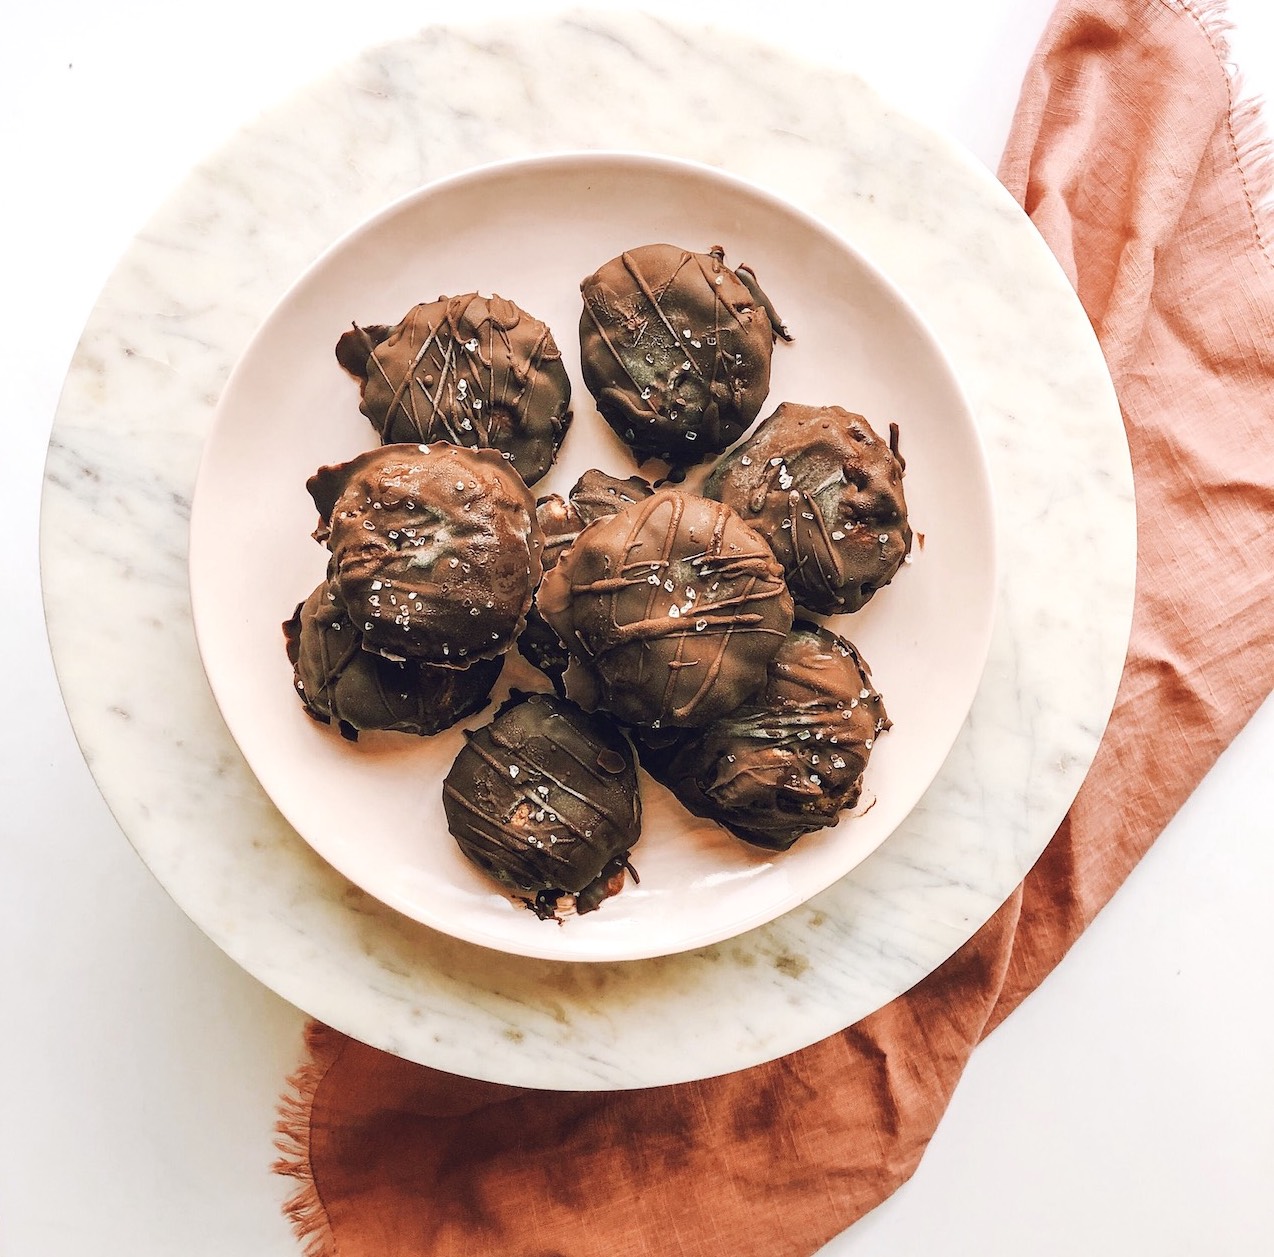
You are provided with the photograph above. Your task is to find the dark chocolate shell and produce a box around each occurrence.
[537,490,794,728]
[517,470,656,693]
[284,582,501,739]
[579,244,790,468]
[336,293,572,486]
[706,403,911,614]
[635,622,887,850]
[442,692,642,918]
[308,442,544,667]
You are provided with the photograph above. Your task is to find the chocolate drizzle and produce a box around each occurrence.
[705,403,912,614]
[442,692,642,918]
[308,442,545,667]
[336,294,572,485]
[579,244,789,468]
[538,490,794,727]
[284,582,502,739]
[635,622,888,850]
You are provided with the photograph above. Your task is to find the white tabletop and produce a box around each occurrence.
[3,1,1271,1253]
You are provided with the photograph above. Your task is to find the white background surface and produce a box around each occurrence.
[2,2,1271,1254]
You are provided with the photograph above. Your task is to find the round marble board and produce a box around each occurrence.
[41,14,1134,1090]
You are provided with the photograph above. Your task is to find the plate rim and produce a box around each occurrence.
[186,147,1000,962]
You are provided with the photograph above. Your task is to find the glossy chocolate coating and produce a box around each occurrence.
[518,470,656,694]
[578,244,789,468]
[284,582,502,739]
[336,293,572,485]
[705,403,911,614]
[638,622,888,851]
[537,490,794,728]
[536,469,656,572]
[308,443,544,667]
[443,692,642,918]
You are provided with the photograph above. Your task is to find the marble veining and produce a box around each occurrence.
[40,13,1134,1089]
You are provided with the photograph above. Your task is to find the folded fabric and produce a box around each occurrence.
[274,2,1274,1252]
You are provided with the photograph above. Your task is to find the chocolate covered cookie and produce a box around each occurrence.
[336,293,572,485]
[537,490,794,728]
[638,622,888,851]
[284,582,502,739]
[308,442,544,666]
[705,403,911,614]
[443,692,642,919]
[579,244,790,468]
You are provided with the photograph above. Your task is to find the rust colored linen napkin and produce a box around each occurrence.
[273,2,1274,1252]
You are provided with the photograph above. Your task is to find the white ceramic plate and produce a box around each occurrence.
[188,151,995,962]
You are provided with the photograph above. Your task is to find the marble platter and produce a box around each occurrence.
[41,14,1135,1089]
